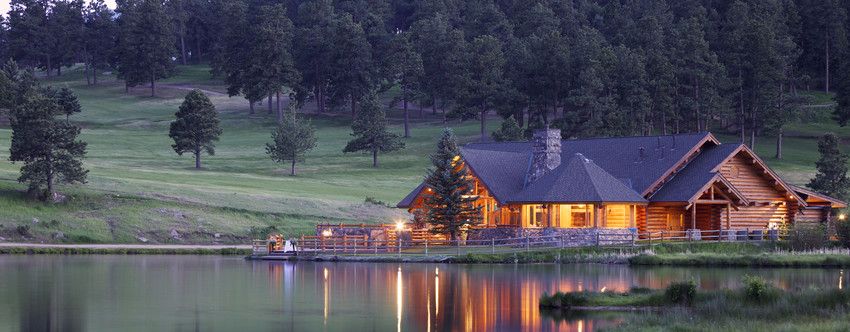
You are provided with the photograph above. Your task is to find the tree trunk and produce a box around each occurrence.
[276,91,282,123]
[195,34,202,63]
[290,158,296,176]
[825,37,830,93]
[432,96,437,115]
[775,129,783,159]
[661,112,667,135]
[150,76,156,97]
[180,30,187,65]
[93,67,98,85]
[46,159,54,202]
[84,60,91,85]
[403,94,410,138]
[45,56,51,77]
[351,95,357,118]
[372,149,378,168]
[739,69,745,143]
[480,108,487,142]
[750,129,756,150]
[195,149,201,169]
[125,82,129,93]
[57,64,61,76]
[267,94,273,114]
[249,99,255,114]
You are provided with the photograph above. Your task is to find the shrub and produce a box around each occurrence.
[836,221,850,249]
[665,280,697,305]
[742,275,777,302]
[788,224,828,251]
[559,292,589,307]
[364,196,389,207]
[16,225,31,237]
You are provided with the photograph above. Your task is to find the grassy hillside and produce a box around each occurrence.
[0,64,845,244]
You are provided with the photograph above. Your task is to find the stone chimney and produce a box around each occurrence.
[526,127,562,186]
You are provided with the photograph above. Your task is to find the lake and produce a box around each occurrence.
[0,255,844,331]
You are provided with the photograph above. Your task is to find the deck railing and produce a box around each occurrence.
[253,227,789,257]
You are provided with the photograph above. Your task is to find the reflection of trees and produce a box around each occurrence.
[19,259,85,332]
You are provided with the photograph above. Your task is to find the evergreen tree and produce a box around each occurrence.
[244,3,300,119]
[491,116,524,141]
[386,32,424,138]
[327,13,373,117]
[452,35,510,141]
[797,0,848,93]
[0,16,8,61]
[636,15,676,135]
[423,128,481,241]
[9,89,88,201]
[168,90,222,169]
[342,92,404,167]
[7,0,50,71]
[56,87,81,122]
[83,0,116,85]
[808,133,850,199]
[266,104,317,176]
[46,0,85,76]
[116,0,176,97]
[671,12,726,133]
[409,14,467,116]
[834,48,850,126]
[293,0,335,113]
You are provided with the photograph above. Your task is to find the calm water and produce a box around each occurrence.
[0,256,845,332]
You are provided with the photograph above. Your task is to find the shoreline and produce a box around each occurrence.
[3,242,850,268]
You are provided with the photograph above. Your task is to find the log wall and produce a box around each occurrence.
[719,153,793,228]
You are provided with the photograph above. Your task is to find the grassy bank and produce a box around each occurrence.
[0,64,846,244]
[454,242,850,267]
[541,278,850,331]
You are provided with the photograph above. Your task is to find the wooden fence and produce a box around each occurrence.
[253,227,788,257]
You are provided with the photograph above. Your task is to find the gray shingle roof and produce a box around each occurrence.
[649,144,742,202]
[509,153,647,203]
[398,132,715,207]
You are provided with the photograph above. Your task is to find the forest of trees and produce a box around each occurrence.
[4,0,850,154]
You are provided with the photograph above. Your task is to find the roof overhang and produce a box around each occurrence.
[790,185,848,209]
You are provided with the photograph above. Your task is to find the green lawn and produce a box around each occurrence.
[0,64,845,244]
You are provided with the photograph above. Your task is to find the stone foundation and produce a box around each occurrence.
[467,227,636,247]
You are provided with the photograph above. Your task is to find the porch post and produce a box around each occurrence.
[629,205,636,228]
[691,204,697,230]
[593,204,599,228]
[726,203,731,229]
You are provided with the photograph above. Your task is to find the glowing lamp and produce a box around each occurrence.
[840,214,847,221]
[395,221,406,232]
[321,229,332,237]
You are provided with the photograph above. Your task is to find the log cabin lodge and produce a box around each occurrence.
[397,130,846,238]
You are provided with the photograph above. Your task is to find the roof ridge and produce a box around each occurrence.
[463,132,710,147]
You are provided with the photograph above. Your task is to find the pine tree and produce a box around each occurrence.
[9,89,88,201]
[808,133,850,200]
[491,116,524,142]
[327,13,373,117]
[293,0,335,113]
[386,32,423,138]
[56,87,81,122]
[423,128,481,241]
[116,0,176,97]
[453,35,510,141]
[168,90,222,169]
[834,47,850,126]
[244,3,299,120]
[7,0,50,71]
[46,0,85,76]
[266,104,317,176]
[342,92,404,167]
[83,0,116,85]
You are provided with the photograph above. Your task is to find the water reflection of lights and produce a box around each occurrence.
[435,268,440,318]
[323,267,329,326]
[397,266,403,332]
[841,270,845,290]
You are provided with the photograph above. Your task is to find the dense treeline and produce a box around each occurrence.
[4,0,850,153]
